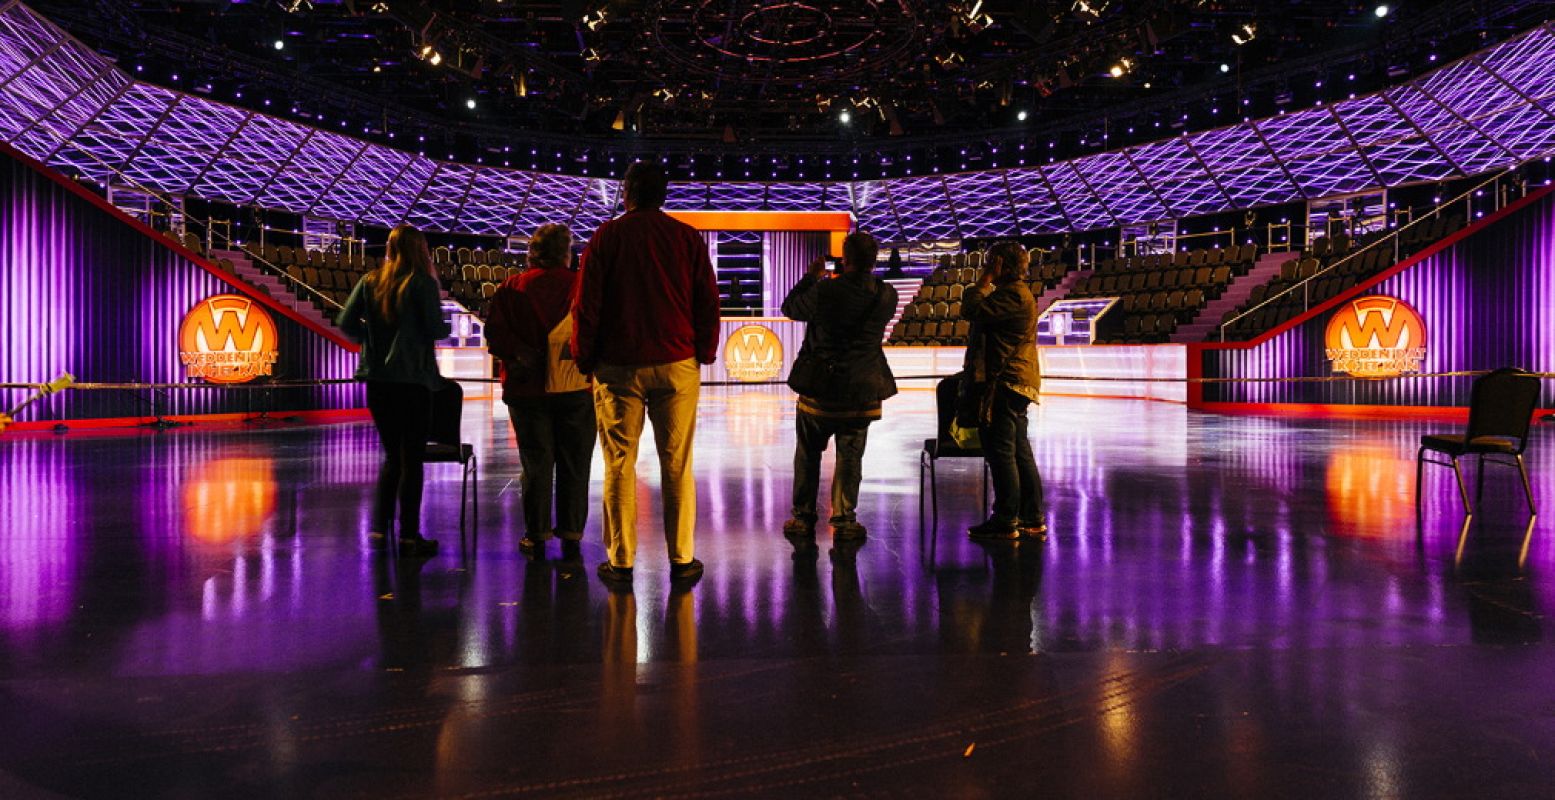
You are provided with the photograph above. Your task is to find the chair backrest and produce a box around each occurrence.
[1465,368,1541,451]
[429,381,464,447]
[934,375,967,449]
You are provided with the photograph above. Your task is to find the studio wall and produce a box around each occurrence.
[1,147,362,422]
[1199,189,1555,409]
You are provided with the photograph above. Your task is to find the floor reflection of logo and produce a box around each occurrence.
[1323,295,1426,379]
[724,324,783,382]
[183,457,276,544]
[179,295,279,383]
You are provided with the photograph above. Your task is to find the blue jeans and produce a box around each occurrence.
[979,388,1043,526]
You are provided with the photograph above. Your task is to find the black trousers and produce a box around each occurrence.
[366,381,432,539]
[508,390,596,539]
[791,411,873,524]
[979,388,1044,526]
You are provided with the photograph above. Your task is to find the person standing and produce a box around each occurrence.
[572,162,721,587]
[781,232,898,547]
[959,242,1045,540]
[338,224,451,558]
[486,223,595,560]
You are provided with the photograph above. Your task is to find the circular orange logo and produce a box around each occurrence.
[1323,295,1426,379]
[178,295,280,384]
[723,324,784,382]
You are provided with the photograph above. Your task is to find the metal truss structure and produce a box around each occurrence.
[3,1,1555,244]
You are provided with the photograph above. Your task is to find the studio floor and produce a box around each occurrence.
[1,389,1552,799]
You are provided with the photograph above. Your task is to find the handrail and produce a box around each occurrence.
[1217,168,1521,342]
[27,118,345,313]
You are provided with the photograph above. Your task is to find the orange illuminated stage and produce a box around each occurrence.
[665,210,854,256]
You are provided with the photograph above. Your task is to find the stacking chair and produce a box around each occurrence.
[920,375,991,531]
[1416,368,1540,515]
[423,381,479,546]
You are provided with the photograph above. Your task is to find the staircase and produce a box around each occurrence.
[882,277,923,340]
[1173,252,1291,342]
[211,249,341,333]
[1035,268,1092,314]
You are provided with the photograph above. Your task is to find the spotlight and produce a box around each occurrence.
[1017,110,1028,121]
[1231,22,1257,46]
[273,39,285,50]
[465,98,477,109]
[418,44,442,66]
[1220,63,1231,73]
[839,109,852,124]
[1374,4,1389,18]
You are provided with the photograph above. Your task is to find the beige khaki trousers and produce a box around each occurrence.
[592,358,700,567]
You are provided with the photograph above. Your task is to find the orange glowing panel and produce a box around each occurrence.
[664,210,854,256]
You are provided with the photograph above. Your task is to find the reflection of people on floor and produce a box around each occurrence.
[959,241,1046,542]
[371,553,458,673]
[781,232,898,545]
[935,542,1044,655]
[786,546,828,656]
[830,539,868,654]
[486,223,596,558]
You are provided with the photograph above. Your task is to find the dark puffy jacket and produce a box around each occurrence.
[961,278,1041,402]
[781,270,899,404]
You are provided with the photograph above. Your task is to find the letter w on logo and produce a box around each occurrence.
[194,302,265,351]
[1336,302,1413,349]
[731,332,775,364]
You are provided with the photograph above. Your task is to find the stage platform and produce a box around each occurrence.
[1,390,1552,797]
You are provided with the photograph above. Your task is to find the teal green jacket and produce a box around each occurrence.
[337,272,451,391]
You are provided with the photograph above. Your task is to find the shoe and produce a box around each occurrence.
[783,517,817,537]
[597,562,633,586]
[968,519,1018,541]
[398,536,439,558]
[831,520,868,540]
[1018,521,1048,539]
[518,532,550,558]
[670,558,704,584]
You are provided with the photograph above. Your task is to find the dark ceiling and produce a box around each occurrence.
[27,0,1555,177]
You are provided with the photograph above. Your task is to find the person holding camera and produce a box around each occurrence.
[781,232,898,545]
[959,241,1045,541]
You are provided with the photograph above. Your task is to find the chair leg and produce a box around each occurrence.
[1415,446,1425,515]
[1476,454,1486,503]
[1451,456,1472,513]
[929,457,939,531]
[1516,454,1536,514]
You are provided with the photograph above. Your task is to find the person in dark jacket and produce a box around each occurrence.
[337,224,452,557]
[486,223,595,560]
[960,241,1045,541]
[781,232,899,544]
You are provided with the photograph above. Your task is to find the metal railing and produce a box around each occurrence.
[1217,169,1525,342]
[30,119,345,314]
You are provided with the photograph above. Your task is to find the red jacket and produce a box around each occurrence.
[572,209,722,371]
[486,265,580,400]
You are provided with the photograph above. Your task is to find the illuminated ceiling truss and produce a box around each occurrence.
[3,1,1555,244]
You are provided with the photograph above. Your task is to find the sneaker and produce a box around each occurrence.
[968,519,1018,541]
[1018,521,1048,539]
[398,536,439,558]
[783,517,817,537]
[831,520,868,540]
[670,558,704,585]
[597,562,633,585]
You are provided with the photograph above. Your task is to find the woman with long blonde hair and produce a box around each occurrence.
[338,224,451,557]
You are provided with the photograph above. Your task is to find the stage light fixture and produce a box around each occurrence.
[1374,4,1389,18]
[273,39,285,50]
[1220,63,1231,73]
[1017,110,1028,121]
[1231,23,1257,46]
[839,109,852,124]
[466,98,477,109]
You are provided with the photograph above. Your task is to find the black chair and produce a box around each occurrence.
[1416,368,1540,515]
[427,381,479,545]
[920,375,991,530]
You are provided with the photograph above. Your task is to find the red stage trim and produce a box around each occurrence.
[666,210,854,256]
[0,140,360,352]
[6,407,371,433]
[1195,402,1554,424]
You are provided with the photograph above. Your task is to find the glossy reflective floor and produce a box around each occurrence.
[2,389,1553,798]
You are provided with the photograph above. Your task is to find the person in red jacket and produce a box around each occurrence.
[572,161,721,588]
[486,223,595,561]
